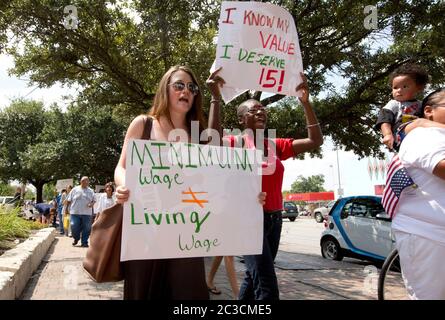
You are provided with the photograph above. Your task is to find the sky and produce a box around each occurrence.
[0,54,80,109]
[282,138,389,198]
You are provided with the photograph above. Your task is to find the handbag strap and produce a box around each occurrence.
[141,116,153,140]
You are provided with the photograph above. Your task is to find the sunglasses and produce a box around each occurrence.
[246,105,266,115]
[169,81,199,96]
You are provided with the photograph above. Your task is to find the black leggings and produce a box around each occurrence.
[123,257,209,300]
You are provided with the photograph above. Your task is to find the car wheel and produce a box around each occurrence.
[288,217,296,222]
[315,212,323,223]
[321,238,344,261]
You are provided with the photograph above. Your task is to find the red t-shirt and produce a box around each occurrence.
[225,135,295,212]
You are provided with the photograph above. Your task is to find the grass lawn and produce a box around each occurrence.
[0,206,46,256]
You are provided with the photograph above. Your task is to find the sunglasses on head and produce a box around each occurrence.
[169,81,199,96]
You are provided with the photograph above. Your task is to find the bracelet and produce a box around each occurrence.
[210,98,222,103]
[306,122,320,128]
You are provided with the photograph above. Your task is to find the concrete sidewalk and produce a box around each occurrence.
[20,234,378,300]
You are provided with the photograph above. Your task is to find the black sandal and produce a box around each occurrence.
[208,286,222,295]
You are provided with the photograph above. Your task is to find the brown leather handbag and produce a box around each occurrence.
[82,116,153,283]
[83,203,124,282]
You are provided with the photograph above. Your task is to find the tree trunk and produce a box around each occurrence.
[35,181,45,203]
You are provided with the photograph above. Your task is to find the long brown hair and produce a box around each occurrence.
[148,65,206,134]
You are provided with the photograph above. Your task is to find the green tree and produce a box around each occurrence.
[0,0,217,114]
[0,100,49,202]
[0,183,15,196]
[43,183,57,202]
[0,99,126,202]
[60,103,126,185]
[23,187,36,200]
[290,174,326,193]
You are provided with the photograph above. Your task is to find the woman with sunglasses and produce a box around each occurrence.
[114,65,265,299]
[390,88,445,299]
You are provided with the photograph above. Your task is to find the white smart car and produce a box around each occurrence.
[320,196,395,262]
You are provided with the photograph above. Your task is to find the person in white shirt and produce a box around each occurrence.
[94,182,116,222]
[393,88,445,299]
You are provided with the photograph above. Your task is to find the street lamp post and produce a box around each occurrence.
[329,164,335,191]
[336,148,343,198]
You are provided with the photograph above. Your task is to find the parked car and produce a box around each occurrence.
[320,196,394,262]
[314,200,336,223]
[281,201,298,221]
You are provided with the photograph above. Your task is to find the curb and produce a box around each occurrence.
[0,227,57,300]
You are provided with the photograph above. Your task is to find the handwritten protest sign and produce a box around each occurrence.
[121,139,263,261]
[55,179,73,192]
[94,185,105,193]
[214,1,304,103]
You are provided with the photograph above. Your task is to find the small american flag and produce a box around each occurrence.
[382,154,417,218]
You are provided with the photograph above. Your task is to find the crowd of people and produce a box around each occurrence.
[20,178,116,248]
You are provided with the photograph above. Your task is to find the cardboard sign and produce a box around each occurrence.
[121,139,263,261]
[55,179,73,192]
[214,1,304,103]
[95,185,105,193]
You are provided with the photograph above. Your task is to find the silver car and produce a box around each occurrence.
[314,200,336,223]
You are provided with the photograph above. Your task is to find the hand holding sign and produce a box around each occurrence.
[206,67,226,99]
[115,185,130,204]
[296,72,309,105]
[214,1,304,103]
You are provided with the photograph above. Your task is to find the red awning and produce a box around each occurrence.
[285,192,335,202]
[374,185,385,196]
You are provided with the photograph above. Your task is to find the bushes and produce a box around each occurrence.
[0,206,45,250]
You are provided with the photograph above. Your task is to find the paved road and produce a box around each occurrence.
[20,217,382,300]
[280,216,326,255]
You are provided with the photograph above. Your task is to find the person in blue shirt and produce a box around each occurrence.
[33,202,54,225]
[55,190,63,234]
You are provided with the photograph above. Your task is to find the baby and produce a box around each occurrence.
[375,63,429,150]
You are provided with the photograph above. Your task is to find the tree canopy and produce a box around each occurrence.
[290,174,326,193]
[0,99,125,202]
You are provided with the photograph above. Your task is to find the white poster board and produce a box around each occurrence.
[214,1,304,103]
[121,139,263,261]
[95,185,105,193]
[55,179,73,192]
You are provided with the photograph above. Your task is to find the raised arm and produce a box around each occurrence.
[206,67,226,144]
[291,72,323,155]
[381,123,395,150]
